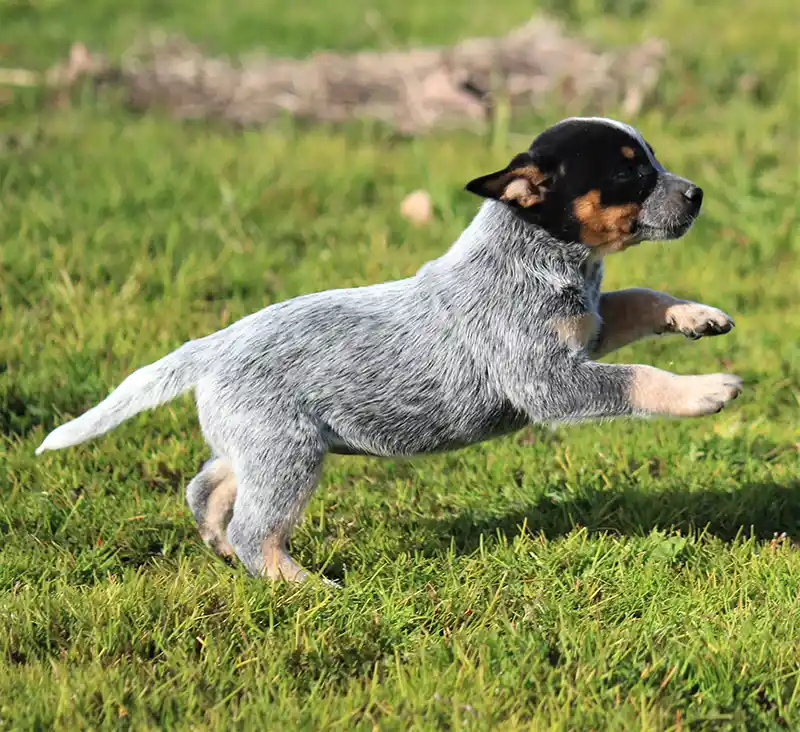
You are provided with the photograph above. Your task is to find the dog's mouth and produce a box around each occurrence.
[634,213,698,242]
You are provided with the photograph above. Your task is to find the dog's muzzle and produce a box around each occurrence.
[637,172,704,241]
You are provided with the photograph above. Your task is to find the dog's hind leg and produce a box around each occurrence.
[224,426,327,583]
[186,457,237,559]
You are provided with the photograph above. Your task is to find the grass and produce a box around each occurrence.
[1,0,798,729]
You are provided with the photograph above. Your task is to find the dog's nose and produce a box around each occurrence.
[683,185,703,205]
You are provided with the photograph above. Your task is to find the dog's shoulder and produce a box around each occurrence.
[539,258,604,354]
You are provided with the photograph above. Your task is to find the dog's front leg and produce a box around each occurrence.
[509,361,742,422]
[592,288,734,358]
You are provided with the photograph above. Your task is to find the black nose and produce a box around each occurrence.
[683,185,703,205]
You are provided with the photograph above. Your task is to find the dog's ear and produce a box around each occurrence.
[464,152,551,208]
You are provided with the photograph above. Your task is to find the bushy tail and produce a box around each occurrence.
[36,342,203,455]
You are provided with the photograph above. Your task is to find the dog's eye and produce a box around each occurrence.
[614,168,638,182]
[614,164,651,183]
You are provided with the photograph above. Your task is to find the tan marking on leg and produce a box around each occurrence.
[553,312,600,351]
[593,289,682,357]
[594,292,735,358]
[261,535,310,583]
[573,189,641,255]
[629,366,742,417]
[199,460,237,558]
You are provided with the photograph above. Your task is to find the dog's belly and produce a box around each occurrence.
[324,400,528,458]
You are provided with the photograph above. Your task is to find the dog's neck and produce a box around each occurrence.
[423,200,598,288]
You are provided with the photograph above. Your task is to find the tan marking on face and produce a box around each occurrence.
[554,312,600,351]
[621,146,636,159]
[261,535,310,583]
[573,189,641,255]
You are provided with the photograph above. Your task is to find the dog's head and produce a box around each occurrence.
[465,117,703,256]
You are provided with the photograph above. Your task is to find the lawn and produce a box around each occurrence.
[1,0,798,729]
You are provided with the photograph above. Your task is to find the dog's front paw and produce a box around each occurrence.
[678,373,743,416]
[665,302,735,340]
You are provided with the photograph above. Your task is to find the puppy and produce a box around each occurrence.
[36,117,741,582]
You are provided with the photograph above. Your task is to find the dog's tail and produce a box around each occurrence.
[36,341,205,455]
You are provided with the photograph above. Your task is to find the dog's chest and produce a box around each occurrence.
[551,260,603,352]
[553,310,602,352]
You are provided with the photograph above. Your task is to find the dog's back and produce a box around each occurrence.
[197,265,527,457]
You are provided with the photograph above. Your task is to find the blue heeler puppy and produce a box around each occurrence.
[36,117,741,583]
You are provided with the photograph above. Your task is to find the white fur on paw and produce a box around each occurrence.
[666,303,735,340]
[679,373,743,416]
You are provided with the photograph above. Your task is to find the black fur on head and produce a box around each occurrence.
[465,117,704,255]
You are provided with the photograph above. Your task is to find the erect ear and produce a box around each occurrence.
[464,152,551,208]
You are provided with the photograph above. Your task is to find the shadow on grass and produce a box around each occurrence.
[410,480,800,557]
